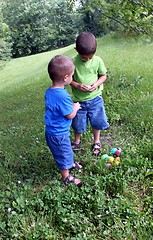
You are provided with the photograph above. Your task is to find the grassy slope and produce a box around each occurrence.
[0,37,153,239]
[0,45,75,92]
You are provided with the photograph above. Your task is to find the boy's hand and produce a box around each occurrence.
[73,102,81,111]
[77,83,97,92]
[66,102,81,119]
[87,83,97,92]
[77,83,90,92]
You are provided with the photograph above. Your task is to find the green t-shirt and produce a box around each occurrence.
[71,55,107,102]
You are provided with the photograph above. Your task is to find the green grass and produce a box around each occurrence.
[0,36,153,239]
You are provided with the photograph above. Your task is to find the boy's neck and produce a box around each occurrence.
[51,83,64,89]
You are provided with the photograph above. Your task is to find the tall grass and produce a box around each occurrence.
[0,36,153,239]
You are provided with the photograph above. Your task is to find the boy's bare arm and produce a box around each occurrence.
[66,102,81,120]
[70,80,79,89]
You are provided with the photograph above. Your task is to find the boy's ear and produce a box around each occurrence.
[63,74,68,82]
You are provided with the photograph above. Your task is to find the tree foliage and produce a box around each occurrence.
[77,0,106,36]
[1,0,80,58]
[0,6,12,61]
[1,0,153,58]
[47,1,82,49]
[2,0,53,57]
[77,0,153,37]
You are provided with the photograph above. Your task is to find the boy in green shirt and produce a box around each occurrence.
[71,32,109,155]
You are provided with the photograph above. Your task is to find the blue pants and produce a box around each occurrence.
[72,95,109,133]
[45,132,74,170]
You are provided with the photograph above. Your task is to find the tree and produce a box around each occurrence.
[71,0,153,38]
[78,0,107,36]
[1,0,83,57]
[0,7,12,61]
[99,0,153,36]
[2,0,54,57]
[48,0,81,48]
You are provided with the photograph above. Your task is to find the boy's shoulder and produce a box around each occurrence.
[72,54,79,62]
[45,87,68,97]
[93,55,103,61]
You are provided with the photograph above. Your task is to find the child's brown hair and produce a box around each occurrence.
[48,55,74,81]
[76,32,97,55]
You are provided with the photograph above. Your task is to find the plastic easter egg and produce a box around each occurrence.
[115,148,121,156]
[113,157,120,165]
[105,163,111,168]
[114,161,120,165]
[110,148,117,154]
[109,156,114,164]
[110,147,122,156]
[101,154,109,160]
[88,85,92,90]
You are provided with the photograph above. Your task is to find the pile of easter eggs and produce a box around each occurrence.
[101,148,122,168]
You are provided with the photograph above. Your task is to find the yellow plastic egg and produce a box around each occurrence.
[109,156,114,164]
[114,157,120,165]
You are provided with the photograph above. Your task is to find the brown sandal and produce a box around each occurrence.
[71,141,84,151]
[69,162,83,170]
[62,174,82,187]
[92,142,101,156]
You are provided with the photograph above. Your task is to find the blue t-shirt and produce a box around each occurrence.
[44,87,73,135]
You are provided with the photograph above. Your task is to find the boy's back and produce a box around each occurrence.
[45,87,73,135]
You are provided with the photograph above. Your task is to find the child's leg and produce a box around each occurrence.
[45,132,82,186]
[71,132,84,151]
[88,96,109,155]
[92,128,101,155]
[73,132,81,144]
[60,169,69,181]
[71,102,87,150]
[60,169,82,186]
[93,128,100,143]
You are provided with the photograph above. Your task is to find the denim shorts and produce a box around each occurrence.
[72,95,109,133]
[45,131,74,170]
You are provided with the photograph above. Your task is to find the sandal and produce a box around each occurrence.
[71,141,84,151]
[92,142,101,156]
[70,162,83,170]
[62,174,82,187]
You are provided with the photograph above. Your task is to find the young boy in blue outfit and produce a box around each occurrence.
[71,32,109,155]
[44,55,82,187]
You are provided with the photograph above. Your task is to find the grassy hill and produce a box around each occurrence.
[0,36,153,239]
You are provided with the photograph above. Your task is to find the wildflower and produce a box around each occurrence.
[8,208,11,213]
[31,222,35,228]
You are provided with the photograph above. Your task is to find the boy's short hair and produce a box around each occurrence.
[76,32,97,55]
[48,55,74,81]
